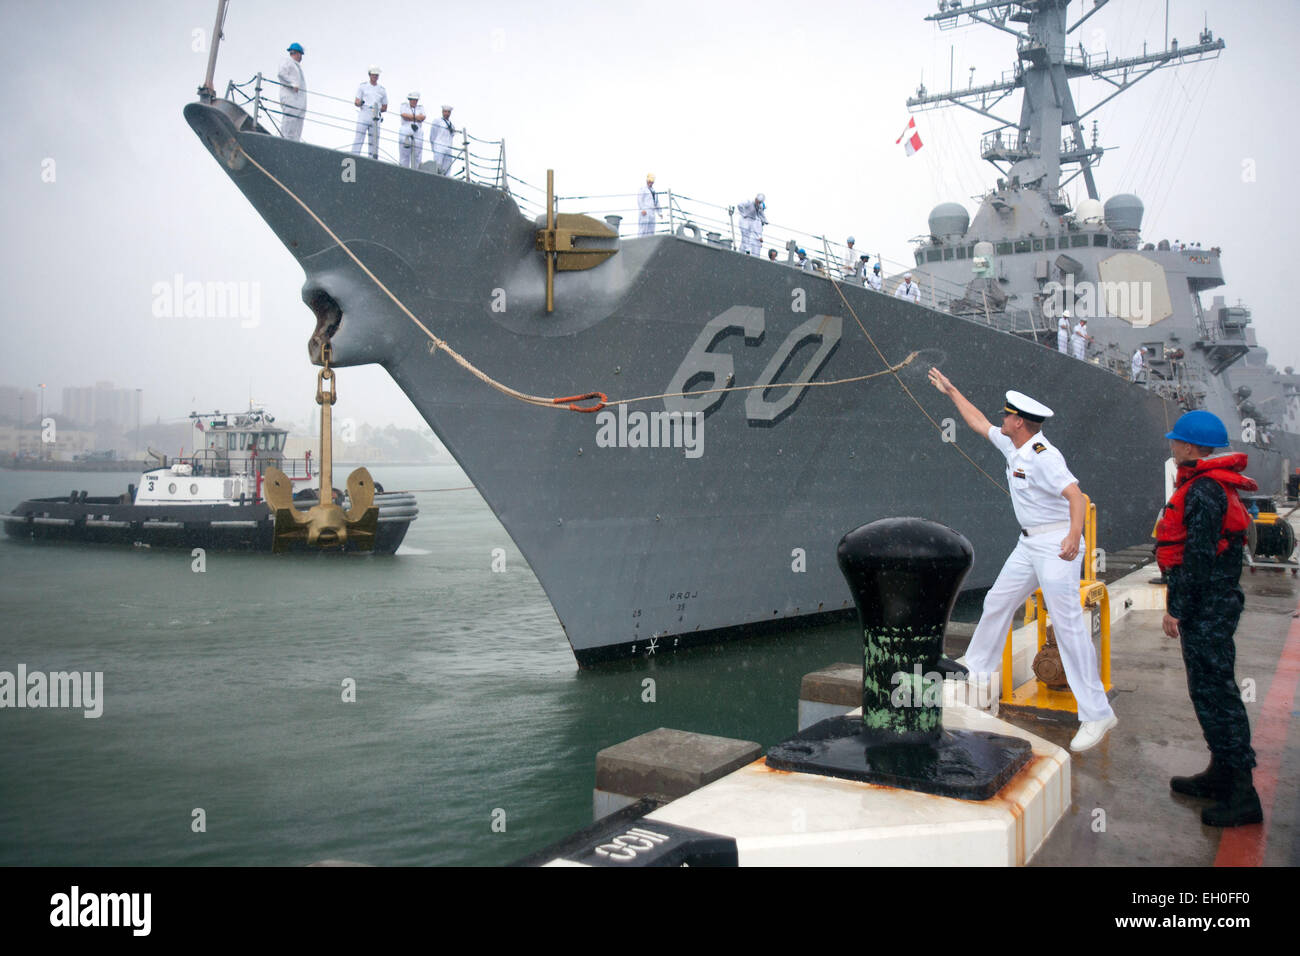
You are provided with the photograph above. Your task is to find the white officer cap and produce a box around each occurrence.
[368,65,382,74]
[1003,390,1053,423]
[408,91,420,99]
[441,104,453,111]
[1062,309,1071,318]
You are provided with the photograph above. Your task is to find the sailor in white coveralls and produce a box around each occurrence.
[1057,312,1071,354]
[277,43,306,141]
[926,369,1118,753]
[352,66,388,159]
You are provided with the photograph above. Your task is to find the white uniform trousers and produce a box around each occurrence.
[637,214,655,236]
[280,93,306,141]
[964,532,1115,722]
[399,128,423,168]
[352,115,381,159]
[739,220,762,255]
[1057,331,1068,354]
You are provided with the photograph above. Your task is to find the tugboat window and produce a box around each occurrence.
[168,483,177,494]
[190,484,199,495]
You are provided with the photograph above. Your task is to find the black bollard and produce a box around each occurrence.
[766,517,1033,801]
[837,517,973,745]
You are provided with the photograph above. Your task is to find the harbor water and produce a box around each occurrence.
[0,463,954,866]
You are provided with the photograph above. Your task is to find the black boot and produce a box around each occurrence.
[1170,759,1230,799]
[1201,770,1263,827]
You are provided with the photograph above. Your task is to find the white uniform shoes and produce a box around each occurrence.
[1069,714,1118,752]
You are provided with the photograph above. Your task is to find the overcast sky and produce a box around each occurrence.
[2,0,1295,434]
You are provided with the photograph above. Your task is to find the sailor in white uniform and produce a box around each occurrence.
[1071,317,1092,360]
[352,66,387,159]
[842,236,860,278]
[430,105,456,175]
[866,262,883,291]
[398,92,426,169]
[637,173,660,236]
[277,43,306,141]
[926,370,1118,752]
[737,193,766,255]
[893,272,921,304]
[1057,312,1071,354]
[1131,346,1147,383]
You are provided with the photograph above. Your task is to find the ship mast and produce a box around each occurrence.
[198,0,231,103]
[907,0,1224,204]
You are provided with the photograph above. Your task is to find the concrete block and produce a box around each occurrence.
[593,727,762,820]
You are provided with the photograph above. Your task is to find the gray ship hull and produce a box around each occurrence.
[186,101,1177,665]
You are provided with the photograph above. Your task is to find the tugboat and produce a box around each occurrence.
[2,407,417,553]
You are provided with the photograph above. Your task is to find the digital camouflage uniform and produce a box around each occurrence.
[1165,477,1256,771]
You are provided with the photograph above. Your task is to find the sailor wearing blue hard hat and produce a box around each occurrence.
[1157,409,1262,826]
[278,43,307,141]
[926,369,1118,752]
[866,261,883,292]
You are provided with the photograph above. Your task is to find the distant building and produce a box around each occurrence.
[61,381,141,430]
[0,385,39,424]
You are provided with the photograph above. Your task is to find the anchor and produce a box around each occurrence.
[534,169,618,313]
[262,344,379,552]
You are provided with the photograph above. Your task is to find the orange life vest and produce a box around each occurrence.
[1155,453,1256,571]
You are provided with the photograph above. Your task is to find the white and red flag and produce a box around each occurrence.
[896,117,923,156]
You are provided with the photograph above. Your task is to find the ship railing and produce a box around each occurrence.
[226,75,510,191]
[169,453,316,482]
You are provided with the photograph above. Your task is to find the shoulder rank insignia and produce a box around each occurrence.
[1032,442,1047,454]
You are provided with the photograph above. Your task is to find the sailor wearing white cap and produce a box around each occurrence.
[736,193,767,255]
[277,43,306,141]
[1057,311,1071,354]
[1131,346,1147,383]
[926,369,1118,752]
[352,66,388,159]
[637,173,660,237]
[842,236,860,278]
[1071,316,1093,361]
[893,272,921,304]
[431,105,456,175]
[398,92,427,169]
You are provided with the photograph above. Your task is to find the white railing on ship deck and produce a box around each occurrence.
[226,73,1129,372]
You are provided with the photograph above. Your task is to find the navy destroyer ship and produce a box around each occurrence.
[183,1,1282,664]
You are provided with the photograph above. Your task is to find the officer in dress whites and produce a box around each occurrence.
[893,272,921,304]
[1071,317,1093,360]
[637,173,660,236]
[398,92,427,169]
[926,369,1118,752]
[1057,311,1071,354]
[277,43,306,141]
[352,66,388,159]
[866,262,883,291]
[736,193,767,255]
[1158,411,1262,826]
[430,105,456,175]
[1131,346,1147,383]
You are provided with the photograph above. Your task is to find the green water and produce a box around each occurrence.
[0,463,900,866]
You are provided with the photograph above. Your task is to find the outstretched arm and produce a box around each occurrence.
[927,368,994,435]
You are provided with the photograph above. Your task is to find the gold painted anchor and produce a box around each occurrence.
[263,344,378,552]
